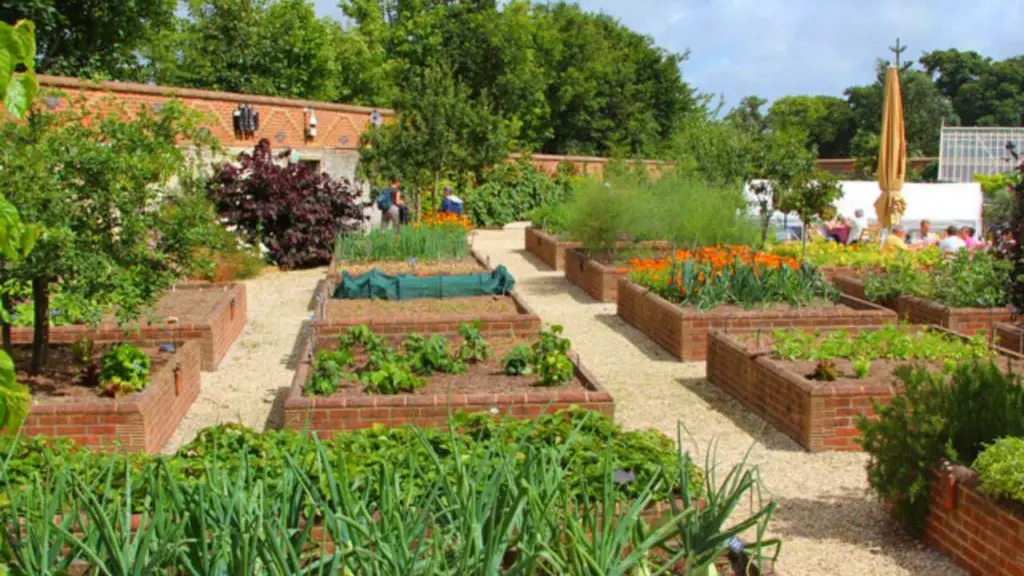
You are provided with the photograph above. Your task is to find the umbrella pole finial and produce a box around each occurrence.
[889,38,906,68]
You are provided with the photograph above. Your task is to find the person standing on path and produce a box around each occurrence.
[378,179,402,232]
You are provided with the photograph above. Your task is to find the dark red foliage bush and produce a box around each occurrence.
[208,139,367,269]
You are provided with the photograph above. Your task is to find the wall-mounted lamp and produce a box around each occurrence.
[233,103,259,137]
[304,108,318,139]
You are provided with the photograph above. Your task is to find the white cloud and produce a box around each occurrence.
[312,0,1024,106]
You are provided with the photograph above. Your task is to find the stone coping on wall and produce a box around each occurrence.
[617,278,897,362]
[8,283,247,372]
[283,338,614,436]
[524,227,580,271]
[833,275,1013,340]
[706,327,1024,452]
[925,460,1024,576]
[19,341,202,453]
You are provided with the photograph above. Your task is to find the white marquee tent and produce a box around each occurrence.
[744,180,985,240]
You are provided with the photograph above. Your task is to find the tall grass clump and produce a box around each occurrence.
[333,225,469,262]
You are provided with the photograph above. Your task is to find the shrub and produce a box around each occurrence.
[565,176,642,257]
[857,362,1024,535]
[466,158,577,228]
[767,238,943,270]
[208,139,366,269]
[974,437,1024,504]
[630,245,837,310]
[333,225,468,263]
[527,202,572,237]
[100,344,151,397]
[864,250,1011,308]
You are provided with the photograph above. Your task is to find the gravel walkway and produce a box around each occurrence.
[163,267,324,453]
[470,228,964,576]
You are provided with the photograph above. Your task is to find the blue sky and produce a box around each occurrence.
[312,0,1024,108]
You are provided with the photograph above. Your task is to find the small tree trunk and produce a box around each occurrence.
[1,293,11,356]
[30,277,49,374]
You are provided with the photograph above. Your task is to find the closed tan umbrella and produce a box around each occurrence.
[873,66,907,230]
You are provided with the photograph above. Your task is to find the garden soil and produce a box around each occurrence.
[166,230,966,575]
[14,343,173,401]
[326,295,518,320]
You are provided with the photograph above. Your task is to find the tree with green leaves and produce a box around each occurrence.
[920,49,1024,127]
[0,0,176,81]
[0,19,37,119]
[776,170,843,257]
[748,130,818,246]
[767,95,856,158]
[0,100,215,372]
[358,65,512,213]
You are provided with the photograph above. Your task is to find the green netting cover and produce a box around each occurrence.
[334,265,516,300]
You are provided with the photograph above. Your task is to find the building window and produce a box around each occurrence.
[299,159,321,173]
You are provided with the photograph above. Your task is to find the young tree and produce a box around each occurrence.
[0,100,214,372]
[748,130,817,246]
[776,170,843,258]
[358,65,512,212]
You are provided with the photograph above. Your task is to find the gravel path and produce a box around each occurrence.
[470,228,964,576]
[163,267,323,453]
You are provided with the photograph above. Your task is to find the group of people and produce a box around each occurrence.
[881,220,1008,255]
[375,179,463,231]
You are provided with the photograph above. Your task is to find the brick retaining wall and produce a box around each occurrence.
[283,339,614,436]
[19,340,202,453]
[524,227,580,271]
[564,243,669,303]
[925,461,1024,576]
[617,278,896,361]
[995,322,1024,354]
[8,283,247,371]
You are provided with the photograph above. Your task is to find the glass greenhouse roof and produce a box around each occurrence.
[938,126,1024,183]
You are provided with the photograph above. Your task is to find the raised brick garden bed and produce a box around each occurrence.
[326,251,488,282]
[617,278,897,362]
[315,250,541,338]
[564,243,670,302]
[9,283,247,372]
[18,340,202,453]
[283,337,614,436]
[817,265,879,283]
[924,461,1024,576]
[994,322,1024,353]
[524,226,581,271]
[832,275,1012,339]
[705,328,1022,452]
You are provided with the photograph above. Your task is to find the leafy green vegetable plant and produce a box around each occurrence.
[502,344,533,376]
[99,344,151,396]
[457,321,492,363]
[852,358,871,379]
[306,348,353,397]
[864,250,1012,308]
[531,325,574,386]
[404,333,465,375]
[973,437,1024,504]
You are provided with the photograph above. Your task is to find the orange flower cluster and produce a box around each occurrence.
[415,211,473,231]
[630,245,799,274]
[629,245,800,298]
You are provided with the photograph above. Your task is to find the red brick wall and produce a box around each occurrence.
[900,296,1013,341]
[284,340,614,436]
[926,461,1024,576]
[8,283,247,371]
[832,275,908,320]
[19,340,202,452]
[524,227,581,271]
[618,279,897,361]
[38,75,392,152]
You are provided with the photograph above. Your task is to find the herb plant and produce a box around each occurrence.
[70,336,94,365]
[857,362,1024,535]
[530,325,574,386]
[333,225,469,263]
[99,344,151,396]
[973,437,1024,505]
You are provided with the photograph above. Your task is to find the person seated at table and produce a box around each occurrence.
[960,226,983,250]
[846,209,868,245]
[939,225,966,254]
[911,219,938,247]
[881,225,910,254]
